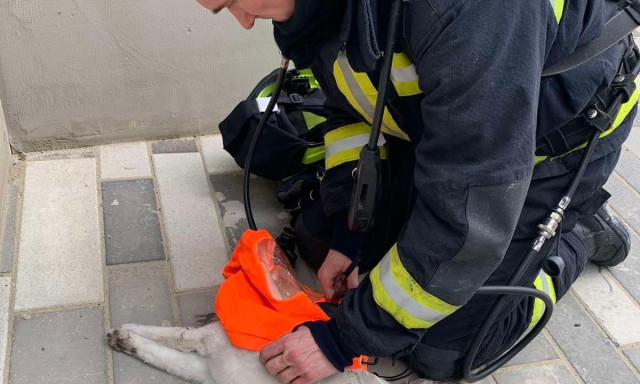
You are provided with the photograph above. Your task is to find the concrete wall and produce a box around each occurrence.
[0,0,279,152]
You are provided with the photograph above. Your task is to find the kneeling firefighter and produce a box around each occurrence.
[199,0,638,382]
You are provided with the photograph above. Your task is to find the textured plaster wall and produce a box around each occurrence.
[0,0,279,152]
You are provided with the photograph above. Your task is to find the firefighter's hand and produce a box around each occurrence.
[260,326,338,384]
[318,249,359,302]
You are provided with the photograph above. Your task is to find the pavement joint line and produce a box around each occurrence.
[101,176,155,183]
[145,141,183,327]
[623,143,640,162]
[620,342,640,351]
[493,358,566,374]
[197,141,233,258]
[106,259,173,271]
[12,302,105,317]
[2,159,26,384]
[567,290,640,380]
[95,147,116,384]
[541,328,587,384]
[174,285,221,297]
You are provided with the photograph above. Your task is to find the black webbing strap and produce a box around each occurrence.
[542,0,640,76]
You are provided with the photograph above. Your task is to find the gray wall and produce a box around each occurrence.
[0,0,279,152]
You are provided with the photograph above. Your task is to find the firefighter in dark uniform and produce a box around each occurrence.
[199,0,635,382]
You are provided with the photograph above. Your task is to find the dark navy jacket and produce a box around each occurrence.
[274,0,633,378]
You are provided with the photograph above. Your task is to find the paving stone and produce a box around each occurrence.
[0,185,18,273]
[573,263,640,346]
[15,159,103,311]
[152,139,198,154]
[502,333,558,367]
[625,124,640,158]
[102,180,165,265]
[210,174,288,248]
[605,173,640,236]
[177,290,218,328]
[616,147,640,194]
[9,308,107,384]
[107,262,183,384]
[0,277,10,381]
[100,142,152,180]
[624,348,640,372]
[494,363,579,384]
[153,153,228,291]
[108,262,175,328]
[199,134,242,175]
[547,294,638,384]
[295,258,322,293]
[608,228,640,304]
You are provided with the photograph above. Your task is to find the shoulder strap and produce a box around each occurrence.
[542,0,640,76]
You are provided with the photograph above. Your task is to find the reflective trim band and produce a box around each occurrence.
[535,86,638,165]
[550,0,564,23]
[370,244,460,329]
[391,53,421,96]
[302,145,325,165]
[325,124,387,169]
[529,270,556,330]
[333,53,410,141]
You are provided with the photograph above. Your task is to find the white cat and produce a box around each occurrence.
[106,321,398,384]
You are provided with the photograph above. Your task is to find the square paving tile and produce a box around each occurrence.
[9,308,107,384]
[572,264,640,346]
[152,139,198,154]
[210,173,288,248]
[0,277,10,381]
[199,134,242,175]
[547,295,638,384]
[153,153,228,291]
[15,159,103,311]
[100,142,152,180]
[108,262,175,328]
[503,332,558,367]
[177,290,218,328]
[624,125,640,157]
[494,363,579,384]
[0,184,18,273]
[107,262,183,384]
[102,180,165,265]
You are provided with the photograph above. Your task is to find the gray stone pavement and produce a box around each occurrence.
[0,131,638,384]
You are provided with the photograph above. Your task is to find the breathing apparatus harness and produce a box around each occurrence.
[239,0,640,381]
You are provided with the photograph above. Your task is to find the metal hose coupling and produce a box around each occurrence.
[533,196,569,252]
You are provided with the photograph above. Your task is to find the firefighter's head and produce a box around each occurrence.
[197,0,294,29]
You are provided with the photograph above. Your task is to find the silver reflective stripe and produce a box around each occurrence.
[325,133,386,158]
[391,65,419,83]
[337,54,376,120]
[538,271,550,315]
[378,252,448,324]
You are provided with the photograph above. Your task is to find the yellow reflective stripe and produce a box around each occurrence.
[334,53,410,141]
[326,146,387,169]
[535,86,638,165]
[370,244,460,329]
[393,80,421,97]
[325,123,373,146]
[370,265,434,329]
[391,53,422,96]
[528,270,556,329]
[392,52,413,68]
[553,0,564,23]
[302,146,325,165]
[388,246,459,315]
